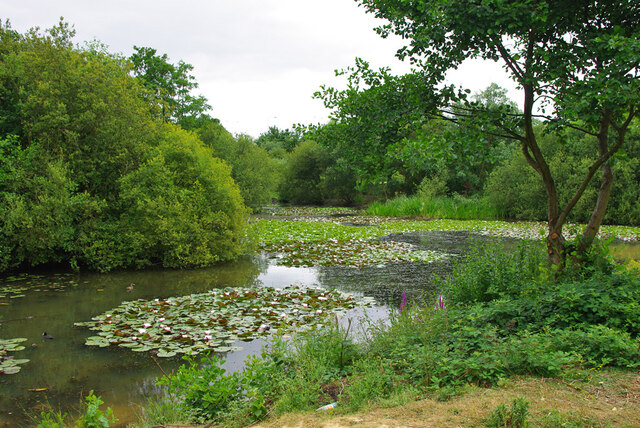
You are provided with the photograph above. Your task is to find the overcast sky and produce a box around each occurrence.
[2,0,518,137]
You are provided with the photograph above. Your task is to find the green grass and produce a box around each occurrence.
[139,242,640,427]
[366,195,504,220]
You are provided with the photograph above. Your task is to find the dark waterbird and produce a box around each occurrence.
[42,332,54,340]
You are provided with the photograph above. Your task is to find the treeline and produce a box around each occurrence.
[290,60,640,226]
[2,18,637,273]
[0,20,282,273]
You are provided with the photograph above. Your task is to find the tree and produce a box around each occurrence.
[356,0,640,268]
[197,118,279,209]
[255,126,303,157]
[279,140,333,205]
[129,46,211,125]
[0,20,248,272]
[314,58,440,194]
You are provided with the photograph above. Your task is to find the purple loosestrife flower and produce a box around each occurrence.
[400,291,407,313]
[435,295,446,311]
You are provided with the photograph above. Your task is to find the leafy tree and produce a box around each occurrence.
[130,46,211,125]
[279,140,333,205]
[0,19,153,199]
[0,21,249,272]
[356,0,640,268]
[255,126,303,157]
[197,118,279,209]
[314,59,439,194]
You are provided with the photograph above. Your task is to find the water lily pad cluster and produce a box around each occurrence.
[0,338,29,375]
[0,273,81,302]
[265,206,361,217]
[262,239,445,268]
[75,286,375,357]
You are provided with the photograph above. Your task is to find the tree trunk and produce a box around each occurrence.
[578,162,613,254]
[547,225,566,270]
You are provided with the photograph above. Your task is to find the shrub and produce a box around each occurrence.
[278,140,332,204]
[485,397,530,428]
[108,125,248,270]
[198,120,279,209]
[440,239,545,304]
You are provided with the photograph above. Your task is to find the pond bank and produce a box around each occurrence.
[2,210,640,425]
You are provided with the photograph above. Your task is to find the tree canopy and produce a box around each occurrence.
[130,46,211,125]
[356,0,640,267]
[0,20,248,272]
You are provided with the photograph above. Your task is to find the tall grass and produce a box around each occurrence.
[366,194,504,220]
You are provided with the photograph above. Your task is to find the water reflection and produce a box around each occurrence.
[1,231,635,426]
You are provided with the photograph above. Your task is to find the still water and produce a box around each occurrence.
[2,231,635,426]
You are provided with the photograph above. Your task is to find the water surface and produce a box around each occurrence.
[2,229,634,426]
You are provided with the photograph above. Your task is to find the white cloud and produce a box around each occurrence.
[2,0,516,137]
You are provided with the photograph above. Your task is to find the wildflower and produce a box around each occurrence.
[400,291,407,313]
[435,295,446,311]
[143,323,152,328]
[138,328,147,334]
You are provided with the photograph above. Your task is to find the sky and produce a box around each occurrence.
[2,0,518,138]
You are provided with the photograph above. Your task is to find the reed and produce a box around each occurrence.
[366,195,504,220]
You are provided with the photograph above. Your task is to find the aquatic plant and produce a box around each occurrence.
[261,238,445,268]
[75,285,375,357]
[0,273,81,302]
[0,337,29,375]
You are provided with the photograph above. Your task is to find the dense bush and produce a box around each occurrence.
[278,140,332,205]
[485,126,640,225]
[0,22,249,272]
[78,126,248,271]
[197,119,279,209]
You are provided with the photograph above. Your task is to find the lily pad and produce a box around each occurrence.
[261,238,445,268]
[76,285,375,357]
[0,338,29,375]
[0,273,80,302]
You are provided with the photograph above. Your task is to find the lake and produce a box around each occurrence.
[1,218,637,426]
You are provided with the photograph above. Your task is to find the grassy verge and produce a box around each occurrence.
[366,195,503,220]
[129,241,640,428]
[256,370,640,427]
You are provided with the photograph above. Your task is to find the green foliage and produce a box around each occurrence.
[36,392,117,428]
[112,125,248,269]
[366,194,503,220]
[255,126,302,156]
[440,240,545,304]
[0,136,103,271]
[145,239,640,424]
[0,21,250,272]
[158,355,243,422]
[485,397,530,428]
[357,0,640,268]
[485,126,640,225]
[129,46,211,124]
[197,119,279,209]
[279,140,332,204]
[155,323,361,425]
